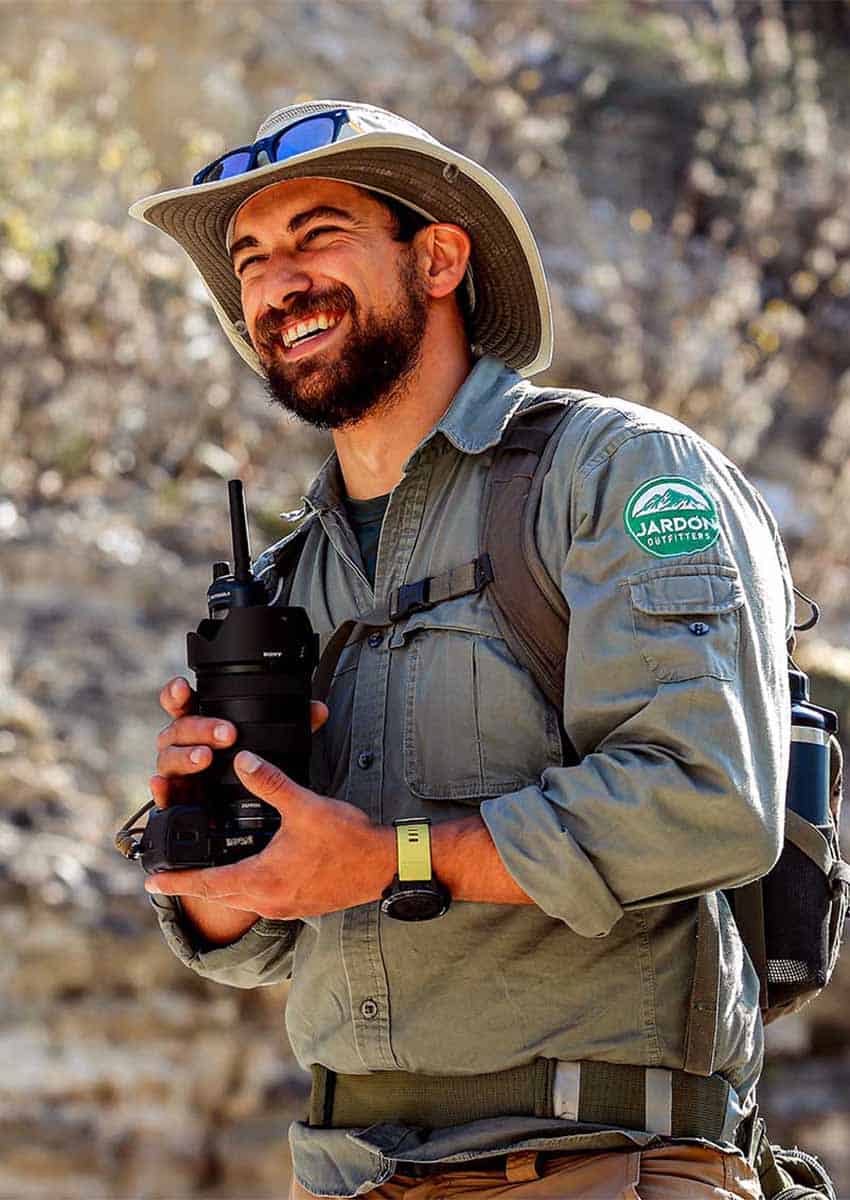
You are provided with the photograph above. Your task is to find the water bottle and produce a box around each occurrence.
[787,666,837,829]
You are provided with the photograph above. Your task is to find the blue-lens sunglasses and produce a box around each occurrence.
[192,108,351,186]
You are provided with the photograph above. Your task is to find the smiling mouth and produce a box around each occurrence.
[280,316,343,362]
[279,306,345,345]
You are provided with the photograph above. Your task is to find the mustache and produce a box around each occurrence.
[255,287,355,349]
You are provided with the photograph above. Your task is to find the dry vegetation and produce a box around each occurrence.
[1,2,849,1196]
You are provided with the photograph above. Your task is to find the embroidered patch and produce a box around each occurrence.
[624,476,720,558]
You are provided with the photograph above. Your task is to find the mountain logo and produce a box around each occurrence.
[624,476,720,558]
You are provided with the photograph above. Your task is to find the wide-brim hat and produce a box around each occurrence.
[128,100,553,378]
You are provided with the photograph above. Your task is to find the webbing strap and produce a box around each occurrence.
[784,809,834,875]
[683,893,721,1076]
[729,882,769,1012]
[389,555,493,622]
[308,1059,732,1140]
[829,859,850,891]
[747,1115,798,1199]
[311,556,494,701]
[313,620,360,704]
[481,402,575,717]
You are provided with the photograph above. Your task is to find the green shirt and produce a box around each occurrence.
[149,355,794,1197]
[342,491,391,588]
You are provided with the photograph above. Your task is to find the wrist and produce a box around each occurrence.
[373,822,398,900]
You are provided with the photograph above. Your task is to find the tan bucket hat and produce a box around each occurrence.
[128,99,553,378]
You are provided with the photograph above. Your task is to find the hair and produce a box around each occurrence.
[370,191,474,340]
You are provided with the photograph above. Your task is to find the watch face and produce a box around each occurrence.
[381,885,448,921]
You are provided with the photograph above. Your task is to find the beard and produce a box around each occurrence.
[254,250,428,431]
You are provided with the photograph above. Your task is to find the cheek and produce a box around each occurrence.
[238,283,265,334]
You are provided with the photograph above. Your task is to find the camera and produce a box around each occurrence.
[135,479,318,873]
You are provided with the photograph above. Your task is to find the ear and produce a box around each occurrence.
[417,223,472,301]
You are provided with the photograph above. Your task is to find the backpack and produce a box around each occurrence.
[474,392,848,1200]
[478,392,849,1028]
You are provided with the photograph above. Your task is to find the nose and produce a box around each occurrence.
[259,249,312,314]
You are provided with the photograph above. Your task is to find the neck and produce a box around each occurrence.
[332,314,473,501]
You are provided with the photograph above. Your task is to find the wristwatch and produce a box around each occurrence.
[380,817,451,921]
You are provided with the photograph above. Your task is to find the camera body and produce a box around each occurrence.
[139,481,318,873]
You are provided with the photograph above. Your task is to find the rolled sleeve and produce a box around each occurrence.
[482,415,791,938]
[148,893,302,988]
[480,787,624,935]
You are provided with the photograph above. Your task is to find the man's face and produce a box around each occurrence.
[231,178,429,430]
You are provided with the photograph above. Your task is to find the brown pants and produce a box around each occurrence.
[289,1143,763,1199]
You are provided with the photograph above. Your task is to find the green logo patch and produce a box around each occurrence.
[624,476,719,558]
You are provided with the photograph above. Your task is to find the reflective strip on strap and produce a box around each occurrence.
[644,1068,673,1135]
[791,726,830,746]
[552,1061,581,1120]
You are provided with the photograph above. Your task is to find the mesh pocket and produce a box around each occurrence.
[761,838,831,1005]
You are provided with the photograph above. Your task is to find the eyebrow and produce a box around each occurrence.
[229,206,357,266]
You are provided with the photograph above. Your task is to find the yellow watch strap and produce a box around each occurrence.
[395,820,432,882]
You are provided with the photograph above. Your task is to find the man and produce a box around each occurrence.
[130,101,791,1199]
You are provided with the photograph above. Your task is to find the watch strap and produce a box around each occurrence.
[394,818,432,882]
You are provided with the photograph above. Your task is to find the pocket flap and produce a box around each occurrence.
[628,565,744,616]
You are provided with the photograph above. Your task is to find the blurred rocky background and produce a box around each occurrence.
[1,0,849,1195]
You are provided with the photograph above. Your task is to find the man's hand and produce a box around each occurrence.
[151,675,328,808]
[145,745,397,920]
[150,675,331,942]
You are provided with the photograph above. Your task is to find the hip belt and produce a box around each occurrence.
[308,1059,734,1142]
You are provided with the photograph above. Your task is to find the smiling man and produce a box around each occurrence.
[129,101,794,1200]
[229,175,475,499]
[234,184,435,433]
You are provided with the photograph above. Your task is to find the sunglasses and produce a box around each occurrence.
[192,108,351,186]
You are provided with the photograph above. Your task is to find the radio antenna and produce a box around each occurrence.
[228,479,252,583]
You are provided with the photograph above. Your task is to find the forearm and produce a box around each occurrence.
[179,896,260,946]
[430,815,536,905]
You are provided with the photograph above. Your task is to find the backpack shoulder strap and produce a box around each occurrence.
[481,388,592,764]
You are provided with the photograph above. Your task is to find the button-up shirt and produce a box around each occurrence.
[149,355,794,1197]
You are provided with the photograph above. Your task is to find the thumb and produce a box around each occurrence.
[234,751,305,811]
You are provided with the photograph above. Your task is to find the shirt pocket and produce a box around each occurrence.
[390,603,563,802]
[627,563,744,684]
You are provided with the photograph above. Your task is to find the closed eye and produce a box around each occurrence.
[302,225,340,242]
[237,255,263,275]
[236,226,341,275]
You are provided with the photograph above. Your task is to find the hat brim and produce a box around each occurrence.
[129,132,552,378]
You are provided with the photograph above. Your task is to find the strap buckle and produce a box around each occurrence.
[389,555,494,623]
[475,552,495,589]
[391,578,432,622]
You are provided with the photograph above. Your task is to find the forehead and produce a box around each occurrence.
[232,177,385,237]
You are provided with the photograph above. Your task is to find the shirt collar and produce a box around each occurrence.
[299,355,527,516]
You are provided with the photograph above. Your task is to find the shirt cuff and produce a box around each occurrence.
[480,784,624,938]
[147,892,299,978]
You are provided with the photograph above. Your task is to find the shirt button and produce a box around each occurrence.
[689,621,710,636]
[360,998,379,1019]
[367,632,383,648]
[357,750,375,769]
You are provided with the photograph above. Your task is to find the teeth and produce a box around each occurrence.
[283,311,342,348]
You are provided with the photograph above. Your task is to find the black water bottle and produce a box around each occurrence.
[759,664,839,1001]
[787,666,837,829]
